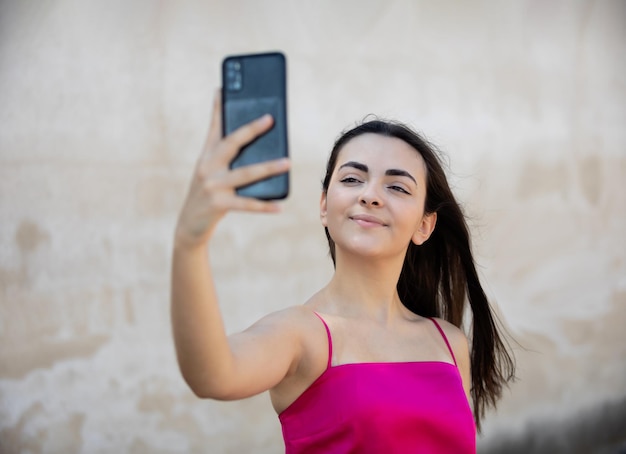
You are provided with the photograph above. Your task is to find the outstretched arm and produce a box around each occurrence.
[171,91,294,399]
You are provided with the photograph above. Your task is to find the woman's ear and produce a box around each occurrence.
[412,212,437,245]
[320,192,328,227]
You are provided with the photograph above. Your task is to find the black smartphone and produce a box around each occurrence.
[222,51,289,200]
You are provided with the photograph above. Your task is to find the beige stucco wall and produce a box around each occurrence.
[1,1,624,452]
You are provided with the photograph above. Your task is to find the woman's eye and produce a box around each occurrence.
[389,185,410,194]
[340,177,361,184]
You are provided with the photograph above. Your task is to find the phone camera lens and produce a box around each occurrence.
[225,60,243,91]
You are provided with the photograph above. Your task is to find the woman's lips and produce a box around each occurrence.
[350,214,387,228]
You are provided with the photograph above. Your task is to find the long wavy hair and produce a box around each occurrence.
[322,119,515,430]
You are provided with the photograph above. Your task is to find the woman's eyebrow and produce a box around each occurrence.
[386,169,417,184]
[339,161,417,184]
[338,161,368,173]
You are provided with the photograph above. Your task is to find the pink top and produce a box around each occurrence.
[279,314,476,454]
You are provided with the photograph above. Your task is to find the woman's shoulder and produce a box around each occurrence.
[244,305,329,372]
[254,304,326,340]
[430,317,470,355]
[265,290,331,331]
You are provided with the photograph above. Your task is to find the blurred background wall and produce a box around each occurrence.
[1,1,624,453]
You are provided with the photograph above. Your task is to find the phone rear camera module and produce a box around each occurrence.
[226,59,243,92]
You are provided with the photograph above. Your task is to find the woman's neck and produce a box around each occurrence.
[322,250,409,324]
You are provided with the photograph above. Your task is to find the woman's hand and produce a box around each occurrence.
[175,91,291,250]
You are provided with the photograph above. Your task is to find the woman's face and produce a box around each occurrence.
[321,133,436,261]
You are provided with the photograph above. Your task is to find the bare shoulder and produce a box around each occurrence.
[230,305,326,384]
[431,317,470,357]
[240,305,325,353]
[249,304,320,331]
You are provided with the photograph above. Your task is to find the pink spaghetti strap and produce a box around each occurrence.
[429,318,457,366]
[313,312,333,370]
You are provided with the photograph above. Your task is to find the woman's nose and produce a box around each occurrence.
[359,184,382,207]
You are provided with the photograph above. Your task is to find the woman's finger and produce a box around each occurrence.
[215,114,274,162]
[223,157,290,189]
[226,194,283,214]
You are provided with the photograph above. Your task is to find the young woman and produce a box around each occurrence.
[172,92,515,453]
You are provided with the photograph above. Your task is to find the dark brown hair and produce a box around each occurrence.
[322,119,515,430]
